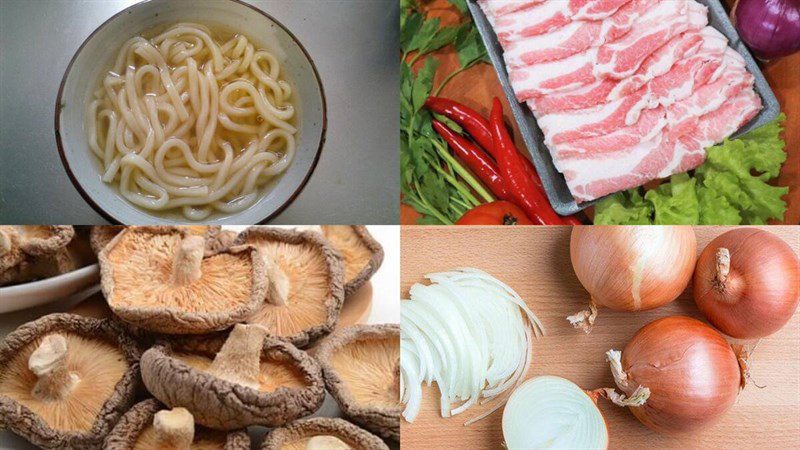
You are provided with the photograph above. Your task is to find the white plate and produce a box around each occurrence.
[0,264,100,314]
[55,0,326,224]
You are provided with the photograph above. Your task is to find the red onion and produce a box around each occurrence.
[734,0,800,59]
[693,228,800,339]
[605,316,744,434]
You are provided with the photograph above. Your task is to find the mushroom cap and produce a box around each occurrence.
[91,226,222,255]
[104,399,251,450]
[261,417,389,450]
[320,226,384,298]
[205,230,240,255]
[99,226,267,334]
[1,226,92,287]
[235,227,345,348]
[16,226,75,256]
[314,324,400,441]
[140,332,325,430]
[0,313,141,449]
[90,226,125,255]
[0,226,25,283]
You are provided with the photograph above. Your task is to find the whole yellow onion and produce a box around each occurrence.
[568,226,696,332]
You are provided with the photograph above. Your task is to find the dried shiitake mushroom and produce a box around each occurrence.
[90,226,222,255]
[0,313,141,449]
[99,226,267,334]
[104,398,250,450]
[141,323,325,430]
[1,226,95,286]
[205,230,239,255]
[261,417,389,450]
[235,227,345,347]
[315,324,400,441]
[319,226,384,297]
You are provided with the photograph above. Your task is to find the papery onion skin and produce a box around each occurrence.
[570,226,696,312]
[618,316,742,434]
[693,228,800,339]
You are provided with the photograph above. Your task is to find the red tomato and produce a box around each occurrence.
[455,201,534,225]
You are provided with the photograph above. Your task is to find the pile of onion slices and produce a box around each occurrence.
[400,268,543,425]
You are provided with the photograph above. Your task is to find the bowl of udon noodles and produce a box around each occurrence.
[55,0,326,224]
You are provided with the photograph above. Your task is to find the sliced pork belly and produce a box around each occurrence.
[663,89,761,176]
[560,85,761,203]
[509,48,600,99]
[502,0,656,67]
[594,0,708,79]
[490,0,632,44]
[538,28,731,152]
[529,27,726,115]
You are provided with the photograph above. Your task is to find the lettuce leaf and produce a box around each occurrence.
[593,114,788,225]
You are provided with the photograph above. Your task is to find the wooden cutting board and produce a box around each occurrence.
[400,226,800,449]
[400,0,800,224]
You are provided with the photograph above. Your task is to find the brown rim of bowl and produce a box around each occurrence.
[54,0,327,225]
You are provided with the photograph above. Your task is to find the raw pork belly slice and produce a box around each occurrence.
[538,29,731,154]
[594,0,708,79]
[482,0,763,203]
[502,0,657,67]
[561,86,762,203]
[526,29,706,115]
[509,48,600,99]
[490,0,632,44]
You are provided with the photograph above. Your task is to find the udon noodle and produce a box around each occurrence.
[86,23,296,220]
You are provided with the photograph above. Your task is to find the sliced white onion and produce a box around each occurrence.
[400,268,544,424]
[503,376,608,450]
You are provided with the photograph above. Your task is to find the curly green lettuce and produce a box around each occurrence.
[594,114,788,225]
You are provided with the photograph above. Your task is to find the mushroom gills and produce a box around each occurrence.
[245,239,332,337]
[294,435,352,450]
[0,332,128,432]
[172,324,308,392]
[331,337,401,408]
[134,407,230,450]
[106,231,256,313]
[320,226,374,286]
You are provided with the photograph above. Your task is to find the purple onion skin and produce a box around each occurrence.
[735,0,800,59]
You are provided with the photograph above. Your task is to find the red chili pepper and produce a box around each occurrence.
[426,97,495,153]
[489,98,565,225]
[432,120,509,200]
[426,96,544,191]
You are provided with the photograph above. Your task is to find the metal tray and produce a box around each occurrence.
[468,0,781,215]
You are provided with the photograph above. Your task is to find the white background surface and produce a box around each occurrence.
[0,225,400,449]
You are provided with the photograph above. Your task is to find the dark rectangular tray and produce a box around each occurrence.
[468,0,781,215]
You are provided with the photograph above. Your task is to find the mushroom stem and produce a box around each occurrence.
[28,334,80,401]
[266,257,291,306]
[209,324,268,389]
[153,407,195,450]
[172,236,205,285]
[391,358,401,397]
[306,435,351,450]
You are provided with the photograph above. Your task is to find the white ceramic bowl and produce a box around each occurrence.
[0,264,100,314]
[55,0,326,224]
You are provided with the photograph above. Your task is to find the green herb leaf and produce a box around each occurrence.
[447,0,468,14]
[412,58,439,113]
[455,24,488,68]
